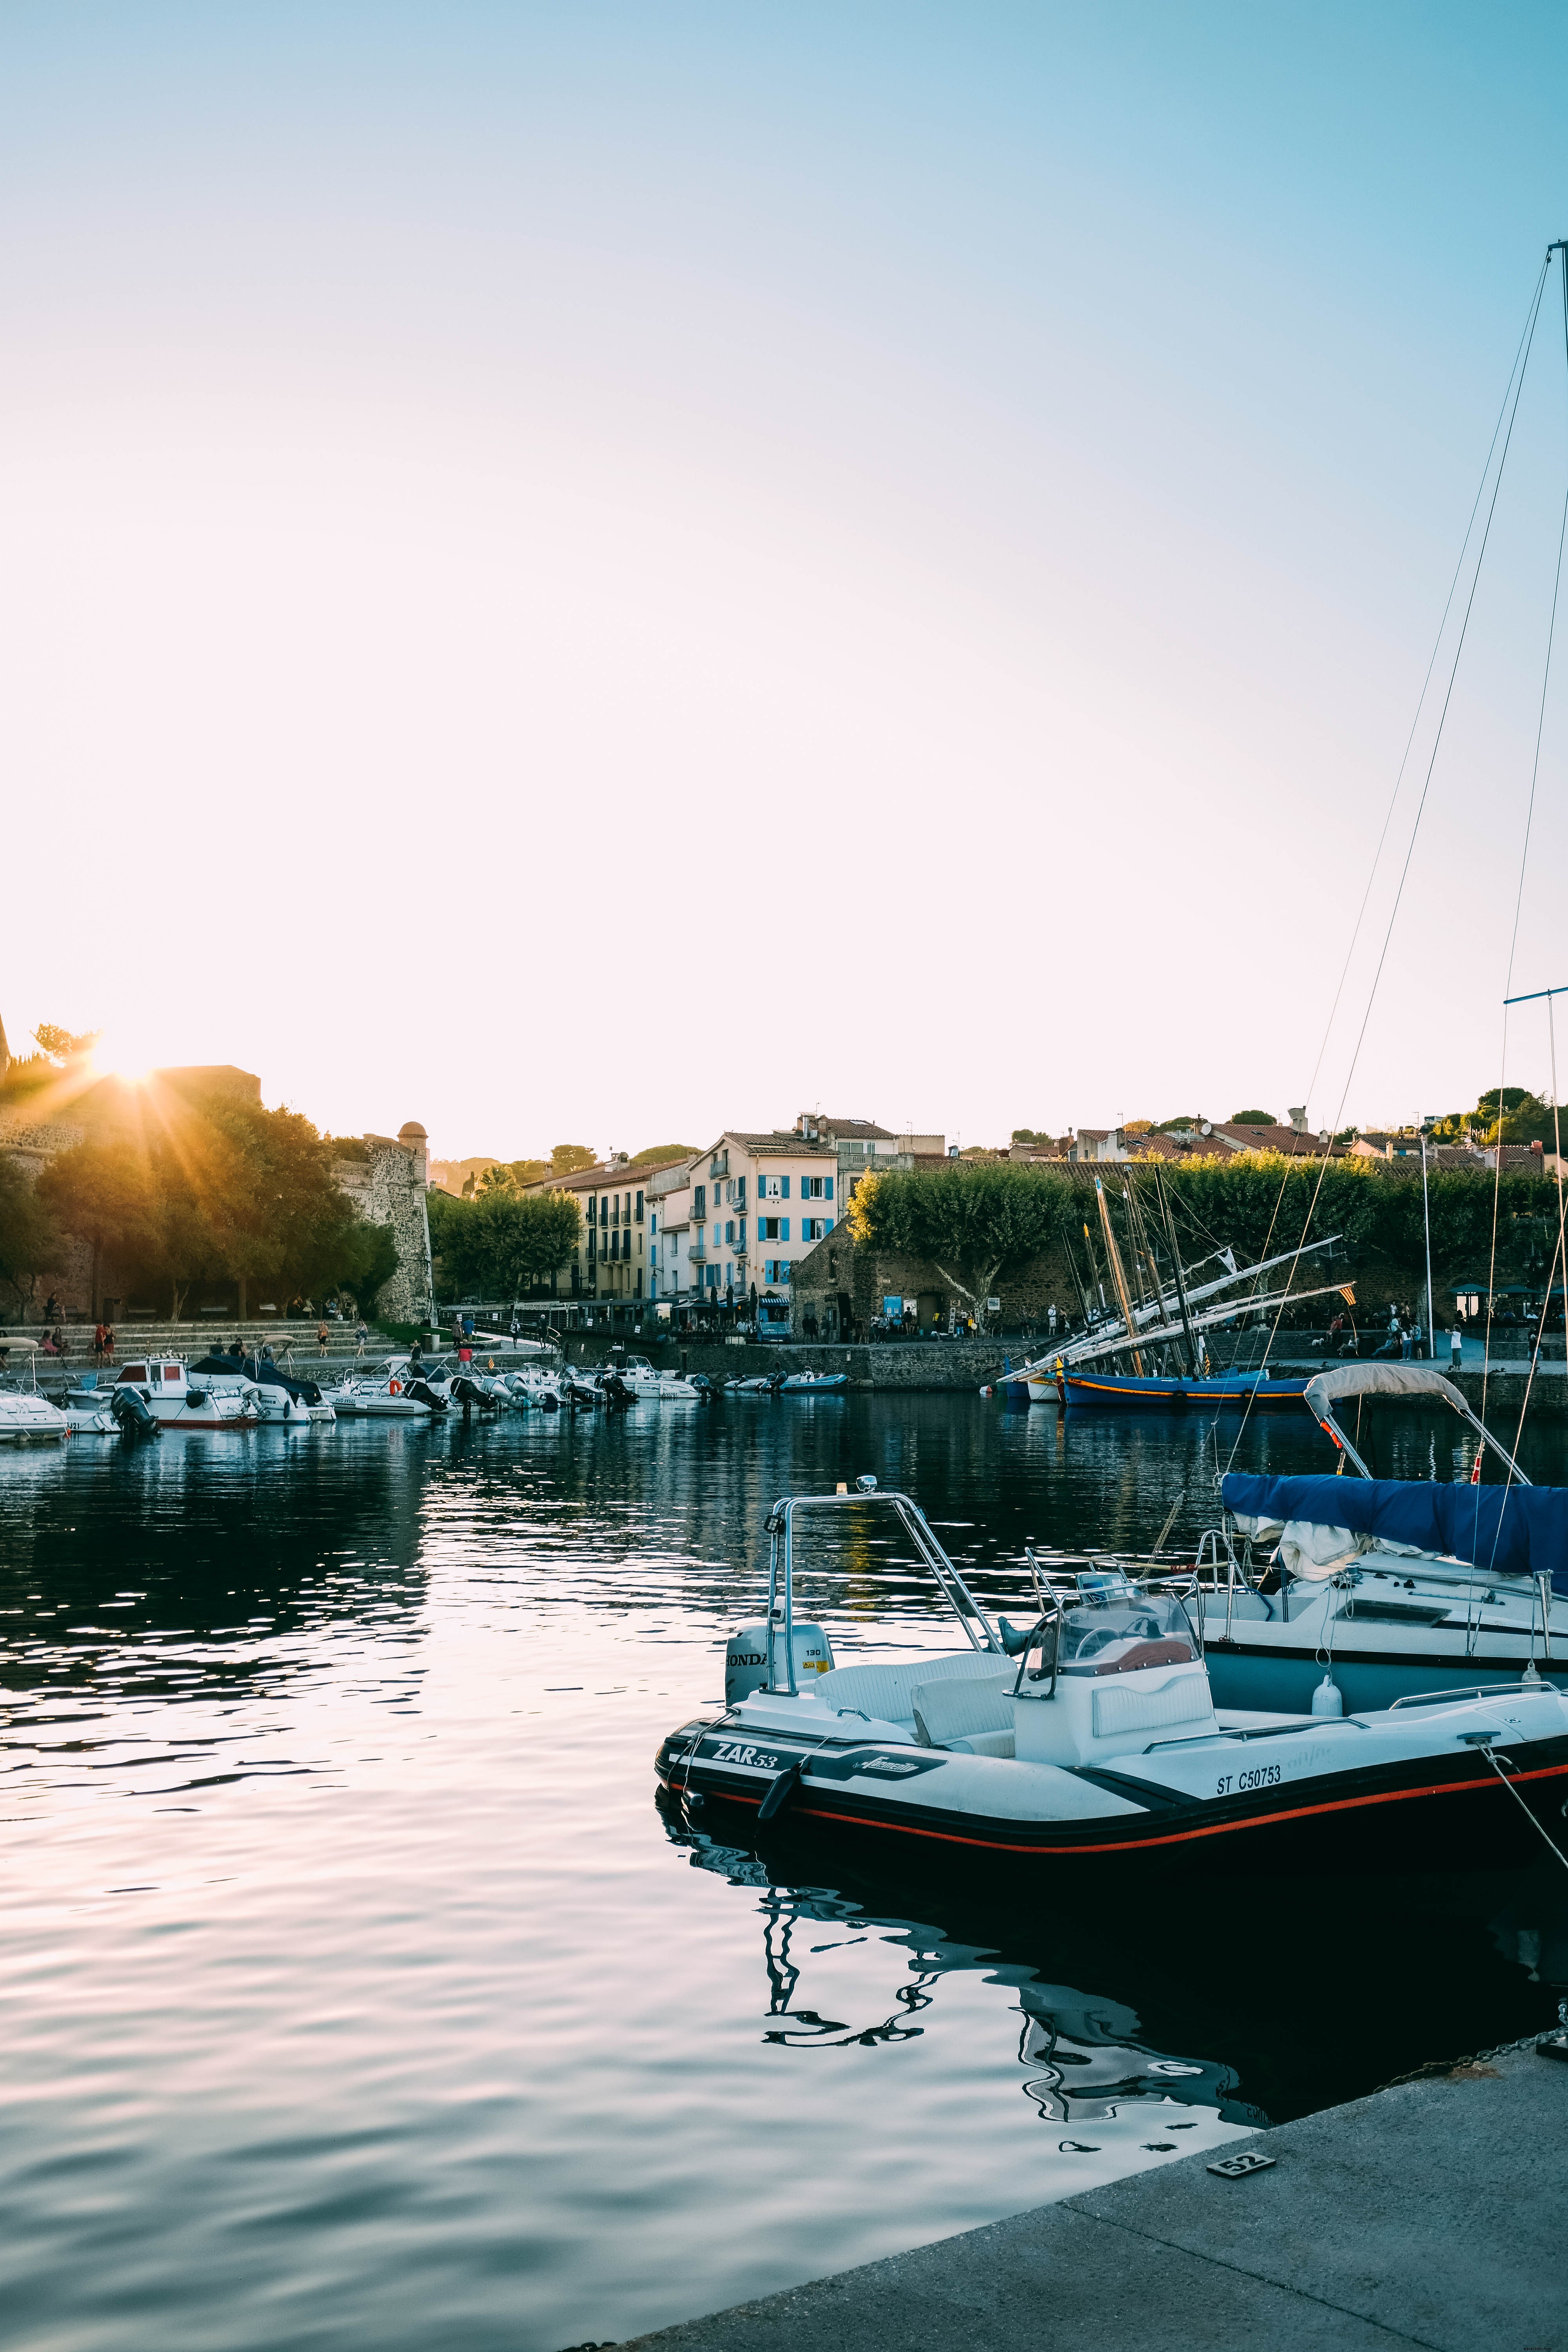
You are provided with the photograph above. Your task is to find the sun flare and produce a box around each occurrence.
[90,1032,158,1085]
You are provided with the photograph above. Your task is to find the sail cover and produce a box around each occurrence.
[1302,1365,1470,1416]
[1220,1472,1568,1593]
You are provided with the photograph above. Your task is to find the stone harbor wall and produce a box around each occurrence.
[332,1122,435,1325]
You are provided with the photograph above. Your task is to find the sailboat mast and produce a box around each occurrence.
[1152,1163,1201,1376]
[1095,1178,1146,1374]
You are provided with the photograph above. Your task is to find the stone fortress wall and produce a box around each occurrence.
[330,1123,435,1325]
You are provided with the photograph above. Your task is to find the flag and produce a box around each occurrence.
[1338,1284,1356,1307]
[1470,1451,1483,1486]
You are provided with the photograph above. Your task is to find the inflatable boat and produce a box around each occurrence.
[656,1488,1568,1876]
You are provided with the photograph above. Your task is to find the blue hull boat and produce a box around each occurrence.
[1063,1370,1308,1410]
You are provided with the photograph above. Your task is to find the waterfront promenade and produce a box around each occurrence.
[622,2039,1566,2352]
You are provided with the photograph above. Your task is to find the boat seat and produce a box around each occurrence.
[1091,1671,1215,1742]
[814,1649,1004,1731]
[911,1672,1016,1756]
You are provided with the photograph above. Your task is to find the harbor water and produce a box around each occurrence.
[3,1394,1566,2351]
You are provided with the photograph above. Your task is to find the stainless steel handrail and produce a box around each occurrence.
[763,1490,1000,1694]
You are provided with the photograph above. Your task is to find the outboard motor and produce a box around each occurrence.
[405,1378,448,1412]
[111,1386,161,1438]
[451,1374,500,1414]
[602,1372,636,1411]
[724,1621,835,1705]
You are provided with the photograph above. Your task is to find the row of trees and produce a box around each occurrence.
[0,1102,400,1319]
[847,1154,1568,1318]
[428,1185,581,1301]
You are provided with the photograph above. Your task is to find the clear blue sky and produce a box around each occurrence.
[4,3,1566,1151]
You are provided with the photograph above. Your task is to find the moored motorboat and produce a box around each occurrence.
[329,1357,449,1417]
[113,1356,259,1430]
[0,1337,69,1441]
[193,1353,336,1425]
[1191,1364,1568,1711]
[778,1370,848,1393]
[656,1488,1568,1875]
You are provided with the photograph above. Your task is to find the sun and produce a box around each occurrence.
[90,1032,157,1085]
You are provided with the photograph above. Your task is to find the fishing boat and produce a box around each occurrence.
[1187,1364,1568,1711]
[989,1193,1350,1412]
[1061,1368,1308,1410]
[112,1356,259,1430]
[655,1487,1568,1874]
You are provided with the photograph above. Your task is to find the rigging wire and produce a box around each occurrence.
[1302,263,1552,1118]
[1483,245,1568,1455]
[1223,253,1553,1474]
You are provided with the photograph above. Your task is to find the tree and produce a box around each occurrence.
[475,1189,580,1299]
[631,1143,698,1166]
[849,1165,1070,1318]
[550,1144,597,1175]
[428,1187,579,1301]
[428,1187,486,1298]
[0,1153,63,1316]
[33,1022,100,1064]
[35,1140,158,1313]
[1230,1109,1277,1126]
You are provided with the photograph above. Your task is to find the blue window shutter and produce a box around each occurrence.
[824,1176,833,1199]
[781,1176,789,1198]
[781,1219,790,1241]
[825,1218,834,1234]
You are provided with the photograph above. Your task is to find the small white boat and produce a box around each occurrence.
[326,1358,448,1419]
[1196,1365,1568,1710]
[62,1381,122,1436]
[659,1487,1568,1876]
[0,1336,70,1442]
[190,1353,336,1425]
[113,1357,258,1430]
[497,1368,566,1411]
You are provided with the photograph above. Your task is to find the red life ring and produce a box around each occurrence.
[389,1379,401,1394]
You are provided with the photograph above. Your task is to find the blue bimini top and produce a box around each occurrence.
[1220,1471,1568,1595]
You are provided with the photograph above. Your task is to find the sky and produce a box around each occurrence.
[4,2,1568,1159]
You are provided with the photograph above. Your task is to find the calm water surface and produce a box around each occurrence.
[4,1394,1566,2351]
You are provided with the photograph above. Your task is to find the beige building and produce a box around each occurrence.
[654,1118,852,1330]
[532,1154,687,1307]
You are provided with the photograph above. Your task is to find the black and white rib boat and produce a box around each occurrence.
[656,1486,1568,1874]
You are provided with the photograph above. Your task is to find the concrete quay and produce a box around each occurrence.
[619,2040,1566,2352]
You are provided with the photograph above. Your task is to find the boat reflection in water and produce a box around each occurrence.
[661,1795,1568,2153]
[666,1812,1268,2170]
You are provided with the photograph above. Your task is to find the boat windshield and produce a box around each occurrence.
[1054,1588,1198,1677]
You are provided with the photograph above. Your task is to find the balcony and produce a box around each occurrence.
[690,1243,706,1262]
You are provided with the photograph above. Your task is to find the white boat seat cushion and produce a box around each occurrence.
[911,1672,1016,1750]
[815,1649,1004,1731]
[1092,1671,1214,1742]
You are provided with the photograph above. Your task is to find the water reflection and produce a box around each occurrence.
[4,1394,1568,2352]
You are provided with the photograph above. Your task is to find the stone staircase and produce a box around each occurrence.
[0,1318,398,1369]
